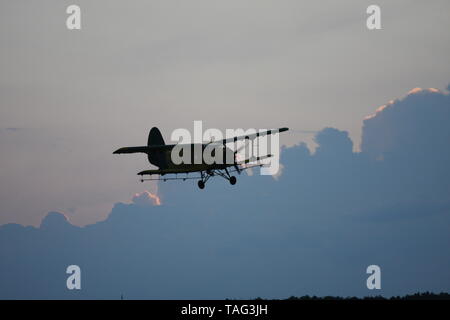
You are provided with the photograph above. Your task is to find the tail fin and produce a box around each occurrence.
[147,127,165,168]
[148,127,165,146]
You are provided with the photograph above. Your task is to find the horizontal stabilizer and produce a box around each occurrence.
[113,144,171,154]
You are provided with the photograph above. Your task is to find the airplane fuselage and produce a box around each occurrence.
[149,143,236,173]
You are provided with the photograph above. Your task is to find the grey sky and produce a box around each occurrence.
[1,0,450,226]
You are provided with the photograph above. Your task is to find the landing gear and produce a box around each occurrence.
[197,171,210,189]
[196,169,238,189]
[215,168,237,186]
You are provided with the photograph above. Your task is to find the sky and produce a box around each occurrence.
[1,0,450,299]
[1,0,450,226]
[1,87,450,299]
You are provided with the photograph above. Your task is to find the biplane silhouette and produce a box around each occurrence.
[113,127,288,189]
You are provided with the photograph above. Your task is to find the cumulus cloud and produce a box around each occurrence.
[132,191,161,206]
[314,127,353,157]
[40,212,72,229]
[361,88,450,160]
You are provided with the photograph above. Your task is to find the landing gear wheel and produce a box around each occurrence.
[229,176,237,185]
[198,180,205,189]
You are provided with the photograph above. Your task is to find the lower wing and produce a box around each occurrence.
[137,167,203,176]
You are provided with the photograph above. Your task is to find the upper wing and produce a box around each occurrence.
[114,127,288,154]
[113,144,172,154]
[220,127,288,144]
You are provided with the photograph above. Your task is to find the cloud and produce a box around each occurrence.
[314,127,353,156]
[0,127,22,134]
[361,87,450,161]
[132,191,162,206]
[40,212,72,229]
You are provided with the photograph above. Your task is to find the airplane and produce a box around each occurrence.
[113,127,289,189]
